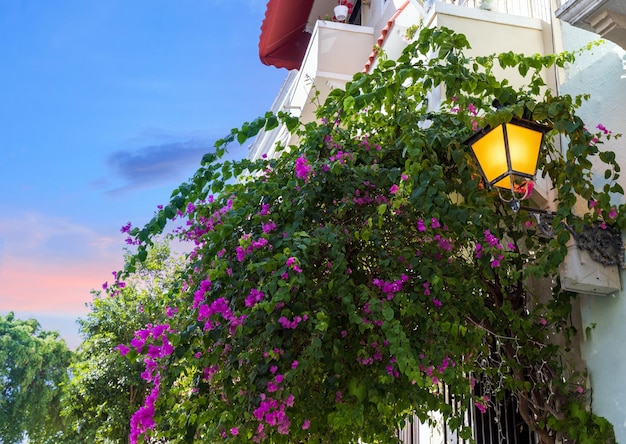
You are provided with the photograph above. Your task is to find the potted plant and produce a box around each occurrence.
[334,0,353,21]
[479,0,494,10]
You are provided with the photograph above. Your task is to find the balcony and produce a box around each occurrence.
[290,20,374,123]
[249,20,374,160]
[556,0,626,49]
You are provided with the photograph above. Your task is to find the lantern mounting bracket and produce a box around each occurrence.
[518,206,624,268]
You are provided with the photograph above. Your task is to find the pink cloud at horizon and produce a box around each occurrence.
[0,254,122,316]
[0,211,127,315]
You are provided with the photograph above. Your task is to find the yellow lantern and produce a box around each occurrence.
[466,118,550,191]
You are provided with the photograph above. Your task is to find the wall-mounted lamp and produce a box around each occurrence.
[465,117,551,212]
[465,117,623,269]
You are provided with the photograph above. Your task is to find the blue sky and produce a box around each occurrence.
[0,0,287,348]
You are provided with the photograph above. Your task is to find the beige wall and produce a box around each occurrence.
[428,2,556,90]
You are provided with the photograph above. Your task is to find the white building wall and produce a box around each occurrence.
[557,21,626,444]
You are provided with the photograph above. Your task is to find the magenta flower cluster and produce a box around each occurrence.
[236,234,271,262]
[356,339,399,378]
[102,270,127,297]
[121,221,141,245]
[372,274,408,301]
[116,323,175,443]
[588,199,618,229]
[252,363,302,440]
[450,97,479,130]
[419,355,456,386]
[351,180,390,206]
[197,296,246,334]
[474,230,514,268]
[129,377,160,443]
[278,314,308,329]
[286,256,303,273]
[246,288,266,308]
[474,395,490,414]
[182,196,234,248]
[295,156,312,182]
[329,150,354,164]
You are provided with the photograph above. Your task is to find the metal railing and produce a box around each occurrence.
[424,0,552,23]
[397,384,537,444]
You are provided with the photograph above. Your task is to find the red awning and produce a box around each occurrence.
[259,0,316,70]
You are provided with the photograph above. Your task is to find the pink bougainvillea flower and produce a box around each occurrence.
[262,220,277,233]
[474,395,489,414]
[475,401,487,414]
[165,306,178,317]
[115,343,130,356]
[245,288,265,308]
[295,156,312,182]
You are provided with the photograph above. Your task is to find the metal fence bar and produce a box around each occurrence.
[396,387,538,444]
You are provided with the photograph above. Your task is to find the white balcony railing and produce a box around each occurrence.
[425,0,552,23]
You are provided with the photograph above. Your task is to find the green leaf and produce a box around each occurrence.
[382,306,394,321]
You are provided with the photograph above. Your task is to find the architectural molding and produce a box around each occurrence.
[556,0,610,29]
[588,8,626,48]
[556,0,626,49]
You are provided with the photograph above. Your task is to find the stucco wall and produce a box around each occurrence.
[425,2,558,94]
[558,21,626,443]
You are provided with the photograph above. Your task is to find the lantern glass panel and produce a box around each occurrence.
[470,126,507,185]
[506,122,542,178]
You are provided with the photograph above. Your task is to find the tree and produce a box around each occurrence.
[119,27,621,443]
[61,242,184,442]
[0,312,73,443]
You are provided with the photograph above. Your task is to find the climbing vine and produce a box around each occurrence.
[116,26,621,443]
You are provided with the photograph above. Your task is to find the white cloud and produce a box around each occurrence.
[0,212,109,252]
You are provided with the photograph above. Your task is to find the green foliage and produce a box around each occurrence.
[61,242,184,443]
[121,26,621,443]
[0,313,73,443]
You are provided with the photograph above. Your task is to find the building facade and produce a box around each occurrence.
[254,0,626,441]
